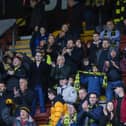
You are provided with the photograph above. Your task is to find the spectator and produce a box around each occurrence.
[37,39,46,52]
[0,81,15,126]
[87,32,102,64]
[99,101,115,126]
[63,103,77,126]
[77,92,103,126]
[50,55,72,85]
[100,20,120,48]
[67,75,75,86]
[74,39,84,68]
[113,83,126,126]
[13,105,36,126]
[13,77,35,115]
[97,39,110,71]
[77,88,87,125]
[0,81,9,99]
[30,26,48,57]
[34,27,48,50]
[30,25,40,57]
[30,51,50,113]
[57,76,77,104]
[45,34,59,62]
[15,52,33,79]
[77,87,88,111]
[6,56,27,96]
[48,88,67,126]
[80,65,104,96]
[1,98,16,126]
[120,49,126,73]
[104,48,121,101]
[56,24,71,50]
[62,39,83,74]
[80,57,92,71]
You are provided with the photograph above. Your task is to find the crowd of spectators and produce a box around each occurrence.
[0,0,126,126]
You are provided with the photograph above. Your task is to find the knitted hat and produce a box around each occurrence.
[112,81,124,89]
[20,105,30,113]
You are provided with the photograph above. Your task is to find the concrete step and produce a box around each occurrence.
[16,39,30,45]
[15,44,29,49]
[15,48,31,52]
[34,104,51,125]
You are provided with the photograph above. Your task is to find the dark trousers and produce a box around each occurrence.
[31,84,45,115]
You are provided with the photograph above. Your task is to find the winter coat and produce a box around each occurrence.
[113,95,126,123]
[13,116,36,126]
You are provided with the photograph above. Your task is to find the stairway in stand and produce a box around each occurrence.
[34,103,51,126]
[14,39,32,58]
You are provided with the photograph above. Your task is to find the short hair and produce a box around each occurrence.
[0,81,6,85]
[13,56,23,62]
[88,92,99,98]
[79,87,87,91]
[102,38,110,43]
[19,77,28,81]
[48,88,57,96]
[57,55,65,62]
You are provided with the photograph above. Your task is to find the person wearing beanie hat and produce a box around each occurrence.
[19,105,30,114]
[112,81,124,89]
[13,105,36,126]
[113,82,126,126]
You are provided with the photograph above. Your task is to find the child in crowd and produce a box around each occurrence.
[63,103,77,126]
[80,65,105,96]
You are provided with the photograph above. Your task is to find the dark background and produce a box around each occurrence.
[0,0,68,33]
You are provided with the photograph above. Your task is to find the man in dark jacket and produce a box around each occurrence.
[77,88,88,125]
[77,92,103,126]
[50,55,72,86]
[13,77,35,116]
[97,39,110,72]
[62,39,83,74]
[30,51,50,113]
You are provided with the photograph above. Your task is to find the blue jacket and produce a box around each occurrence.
[80,75,103,96]
[77,104,103,126]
